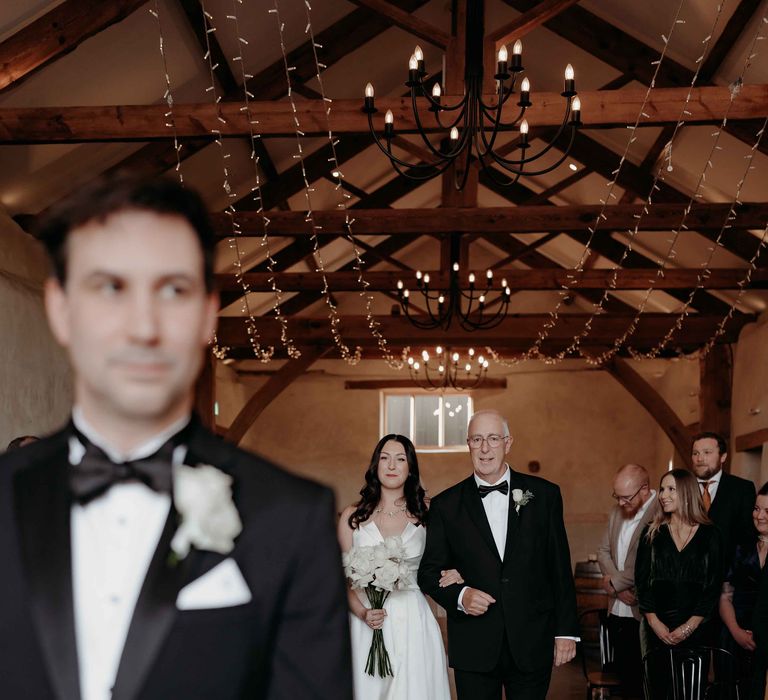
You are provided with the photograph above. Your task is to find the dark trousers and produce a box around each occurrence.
[607,614,643,697]
[454,633,552,700]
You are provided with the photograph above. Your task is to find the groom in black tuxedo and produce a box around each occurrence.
[418,409,579,699]
[0,173,352,700]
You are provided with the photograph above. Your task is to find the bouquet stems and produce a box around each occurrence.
[364,587,393,677]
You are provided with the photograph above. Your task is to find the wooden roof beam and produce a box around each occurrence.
[488,0,581,49]
[0,0,148,94]
[3,85,766,142]
[215,313,754,347]
[205,202,768,237]
[214,268,768,292]
[345,0,450,48]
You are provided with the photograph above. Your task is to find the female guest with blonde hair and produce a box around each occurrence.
[635,468,723,697]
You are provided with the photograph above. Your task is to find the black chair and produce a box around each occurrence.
[642,646,740,700]
[579,607,622,699]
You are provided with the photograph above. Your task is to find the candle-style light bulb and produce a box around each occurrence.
[397,279,403,290]
[521,77,530,92]
[413,361,420,371]
[450,127,459,141]
[422,350,429,361]
[432,83,441,98]
[363,82,376,112]
[452,352,460,363]
[408,356,414,365]
[409,54,418,70]
[520,119,529,135]
[414,45,423,61]
[483,360,489,369]
[436,345,443,354]
[565,64,574,80]
[573,96,581,111]
[513,40,523,55]
[486,269,493,280]
[423,273,430,285]
[498,45,508,63]
[452,262,459,272]
[468,348,475,356]
[465,364,471,372]
[468,273,476,284]
[385,109,394,125]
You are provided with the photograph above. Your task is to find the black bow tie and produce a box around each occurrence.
[70,439,175,505]
[478,481,509,498]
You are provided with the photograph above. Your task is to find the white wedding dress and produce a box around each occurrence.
[349,521,451,700]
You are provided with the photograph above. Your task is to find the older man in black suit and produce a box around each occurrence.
[418,409,578,700]
[0,173,352,700]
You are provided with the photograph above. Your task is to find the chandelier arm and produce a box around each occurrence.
[420,82,468,113]
[498,127,577,177]
[434,101,470,132]
[477,73,519,112]
[478,150,525,186]
[463,293,511,330]
[389,155,454,181]
[410,90,468,161]
[484,101,573,168]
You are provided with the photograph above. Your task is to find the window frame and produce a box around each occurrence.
[379,389,473,453]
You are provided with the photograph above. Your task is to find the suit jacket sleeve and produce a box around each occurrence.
[548,486,579,637]
[597,513,618,579]
[736,478,758,547]
[266,488,352,700]
[635,526,654,614]
[417,499,463,617]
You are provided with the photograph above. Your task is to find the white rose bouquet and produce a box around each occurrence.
[343,535,412,677]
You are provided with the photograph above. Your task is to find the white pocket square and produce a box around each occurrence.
[176,558,252,610]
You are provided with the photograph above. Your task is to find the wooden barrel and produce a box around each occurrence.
[574,559,609,645]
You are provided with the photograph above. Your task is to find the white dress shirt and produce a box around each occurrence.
[70,408,189,700]
[610,491,656,618]
[698,468,722,503]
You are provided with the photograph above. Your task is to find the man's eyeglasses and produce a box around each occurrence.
[467,434,507,449]
[611,484,647,505]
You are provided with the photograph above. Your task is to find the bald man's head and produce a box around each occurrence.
[612,463,652,517]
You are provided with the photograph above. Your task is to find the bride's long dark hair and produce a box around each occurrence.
[348,434,427,529]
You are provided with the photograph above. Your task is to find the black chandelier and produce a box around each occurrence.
[396,232,512,331]
[362,1,581,190]
[407,346,489,390]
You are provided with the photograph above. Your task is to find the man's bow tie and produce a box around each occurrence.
[478,481,509,498]
[70,440,175,504]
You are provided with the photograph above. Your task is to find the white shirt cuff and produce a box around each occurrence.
[556,636,580,641]
[457,586,469,613]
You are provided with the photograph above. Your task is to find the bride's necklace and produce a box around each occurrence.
[375,502,407,518]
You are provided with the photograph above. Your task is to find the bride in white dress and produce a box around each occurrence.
[338,434,460,700]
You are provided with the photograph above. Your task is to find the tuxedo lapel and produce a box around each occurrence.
[502,471,523,563]
[110,420,234,700]
[13,431,81,700]
[461,478,501,562]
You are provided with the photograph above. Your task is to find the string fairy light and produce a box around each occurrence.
[300,0,404,369]
[486,0,694,367]
[149,1,184,182]
[218,0,302,360]
[268,0,362,365]
[195,0,279,363]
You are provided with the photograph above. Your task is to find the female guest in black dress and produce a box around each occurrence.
[635,468,723,697]
[720,483,768,697]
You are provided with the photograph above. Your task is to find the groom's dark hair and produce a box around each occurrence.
[37,170,216,291]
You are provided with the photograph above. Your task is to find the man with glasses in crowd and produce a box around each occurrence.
[418,409,579,700]
[597,463,658,698]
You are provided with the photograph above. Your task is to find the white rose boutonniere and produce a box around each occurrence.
[170,463,243,560]
[512,488,534,514]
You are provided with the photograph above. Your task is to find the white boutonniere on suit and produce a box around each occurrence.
[511,488,534,514]
[171,463,243,560]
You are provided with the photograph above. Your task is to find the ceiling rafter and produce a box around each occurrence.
[215,268,768,292]
[206,203,768,237]
[0,0,148,94]
[2,85,765,143]
[500,0,768,158]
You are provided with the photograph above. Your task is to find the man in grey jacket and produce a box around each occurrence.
[597,463,658,698]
